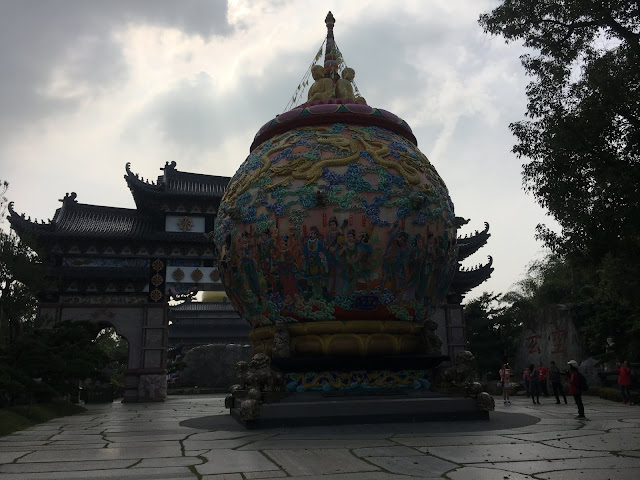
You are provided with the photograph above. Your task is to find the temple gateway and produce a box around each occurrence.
[8,13,493,405]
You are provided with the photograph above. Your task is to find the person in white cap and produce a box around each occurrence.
[567,360,585,419]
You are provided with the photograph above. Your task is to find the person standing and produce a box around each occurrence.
[549,360,568,404]
[538,361,550,397]
[499,363,512,404]
[529,364,541,404]
[568,360,585,419]
[617,360,632,405]
[523,367,531,398]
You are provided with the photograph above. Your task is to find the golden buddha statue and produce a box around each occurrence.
[307,65,335,101]
[336,67,366,104]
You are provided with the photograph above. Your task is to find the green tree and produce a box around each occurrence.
[504,253,640,361]
[1,181,45,345]
[465,292,523,377]
[479,2,640,361]
[0,180,8,220]
[0,231,43,346]
[1,321,110,406]
[94,327,128,390]
[479,1,640,261]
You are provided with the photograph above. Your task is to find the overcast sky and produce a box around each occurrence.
[0,0,557,300]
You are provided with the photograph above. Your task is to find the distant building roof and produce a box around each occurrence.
[458,222,491,261]
[451,256,494,301]
[7,194,208,243]
[125,161,228,212]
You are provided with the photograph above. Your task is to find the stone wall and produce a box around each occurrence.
[515,305,583,373]
[178,343,253,389]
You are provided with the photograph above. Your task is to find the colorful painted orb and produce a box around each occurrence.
[213,101,458,332]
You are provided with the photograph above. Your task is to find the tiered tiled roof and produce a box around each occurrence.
[458,222,491,261]
[125,161,228,211]
[7,194,207,243]
[452,255,494,299]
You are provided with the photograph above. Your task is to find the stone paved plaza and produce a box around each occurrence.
[1,394,639,479]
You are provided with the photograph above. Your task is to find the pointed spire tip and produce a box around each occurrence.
[325,11,335,25]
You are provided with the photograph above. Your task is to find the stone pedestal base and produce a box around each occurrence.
[230,390,488,428]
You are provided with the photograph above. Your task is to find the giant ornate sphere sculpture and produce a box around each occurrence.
[213,14,457,357]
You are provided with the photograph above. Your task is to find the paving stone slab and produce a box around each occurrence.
[618,450,640,457]
[467,454,640,475]
[17,445,182,463]
[267,430,393,440]
[587,420,640,429]
[102,424,191,433]
[134,457,204,468]
[537,468,640,480]
[364,454,457,477]
[0,446,40,453]
[201,474,243,480]
[620,418,640,424]
[238,438,396,450]
[263,448,379,476]
[282,473,425,480]
[0,451,30,463]
[188,449,209,456]
[243,470,288,478]
[104,433,191,443]
[393,434,527,447]
[48,434,106,442]
[5,426,62,433]
[185,431,272,441]
[108,439,186,450]
[2,434,55,441]
[184,438,267,450]
[0,459,135,474]
[13,443,108,451]
[103,427,198,435]
[0,466,196,479]
[197,449,279,475]
[543,430,640,451]
[3,395,639,480]
[504,429,605,442]
[421,443,593,463]
[447,466,536,479]
[352,445,421,457]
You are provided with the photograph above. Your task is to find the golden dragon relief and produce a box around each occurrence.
[222,126,440,206]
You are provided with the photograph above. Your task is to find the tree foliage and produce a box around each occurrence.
[94,327,128,390]
[479,2,640,362]
[480,1,640,260]
[0,231,46,345]
[465,292,523,377]
[503,252,640,361]
[0,321,110,406]
[0,183,122,405]
[0,180,8,220]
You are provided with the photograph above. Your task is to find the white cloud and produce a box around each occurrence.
[0,0,554,299]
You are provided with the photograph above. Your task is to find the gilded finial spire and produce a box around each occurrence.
[324,11,339,83]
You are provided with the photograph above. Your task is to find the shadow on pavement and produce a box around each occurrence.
[180,410,540,433]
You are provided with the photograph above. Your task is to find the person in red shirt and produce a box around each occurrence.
[617,360,632,405]
[538,362,550,397]
[568,360,585,419]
